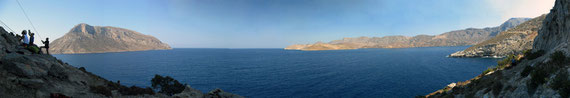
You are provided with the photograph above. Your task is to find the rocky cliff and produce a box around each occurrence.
[50,23,172,54]
[0,26,241,97]
[449,15,546,58]
[285,18,531,51]
[425,0,570,97]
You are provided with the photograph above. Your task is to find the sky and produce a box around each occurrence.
[0,0,555,48]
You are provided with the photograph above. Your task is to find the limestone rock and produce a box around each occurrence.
[449,15,546,58]
[50,23,171,54]
[286,18,531,51]
[426,0,570,97]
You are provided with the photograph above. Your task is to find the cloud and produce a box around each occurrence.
[485,0,555,20]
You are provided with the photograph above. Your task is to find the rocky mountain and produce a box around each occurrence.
[449,15,546,58]
[0,27,242,97]
[50,23,172,54]
[285,18,531,51]
[425,0,570,97]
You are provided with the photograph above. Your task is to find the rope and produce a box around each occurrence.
[0,18,15,33]
[16,0,42,39]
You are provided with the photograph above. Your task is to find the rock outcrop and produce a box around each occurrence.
[449,15,546,58]
[0,26,241,97]
[50,23,172,54]
[286,18,531,51]
[426,0,570,97]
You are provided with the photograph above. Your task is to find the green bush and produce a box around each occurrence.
[526,50,545,60]
[151,74,187,96]
[520,66,533,77]
[528,65,549,93]
[483,67,494,75]
[549,51,567,65]
[551,70,570,98]
[497,55,516,68]
[523,49,532,56]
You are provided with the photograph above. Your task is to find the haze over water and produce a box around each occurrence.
[54,46,499,97]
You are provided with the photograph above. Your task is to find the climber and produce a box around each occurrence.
[511,58,517,66]
[28,30,35,46]
[40,38,50,55]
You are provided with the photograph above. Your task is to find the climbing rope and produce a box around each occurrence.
[16,0,42,39]
[0,18,15,33]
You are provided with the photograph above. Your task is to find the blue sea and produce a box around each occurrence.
[53,46,500,98]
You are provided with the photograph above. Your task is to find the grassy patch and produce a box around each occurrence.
[483,67,494,75]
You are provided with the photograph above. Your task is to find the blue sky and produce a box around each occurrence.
[0,0,554,48]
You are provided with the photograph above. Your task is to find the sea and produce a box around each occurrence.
[53,46,501,98]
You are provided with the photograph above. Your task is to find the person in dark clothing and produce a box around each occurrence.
[29,33,35,46]
[511,59,517,66]
[40,38,50,55]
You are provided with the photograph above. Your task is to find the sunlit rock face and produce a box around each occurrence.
[50,23,171,54]
[450,15,546,58]
[286,18,530,51]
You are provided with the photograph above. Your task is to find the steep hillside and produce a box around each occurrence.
[285,18,531,51]
[0,26,241,97]
[425,0,570,97]
[449,15,546,58]
[50,23,171,54]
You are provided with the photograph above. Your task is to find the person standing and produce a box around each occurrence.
[22,30,29,47]
[29,33,35,46]
[41,38,50,55]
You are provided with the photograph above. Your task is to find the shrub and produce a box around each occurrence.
[520,66,533,77]
[497,55,516,68]
[151,74,186,96]
[551,70,570,98]
[549,51,567,65]
[483,67,494,75]
[90,86,112,97]
[523,49,532,56]
[528,65,549,93]
[526,50,545,60]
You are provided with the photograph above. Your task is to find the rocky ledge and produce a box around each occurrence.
[0,26,242,97]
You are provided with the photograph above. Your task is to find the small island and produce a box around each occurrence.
[50,23,171,54]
